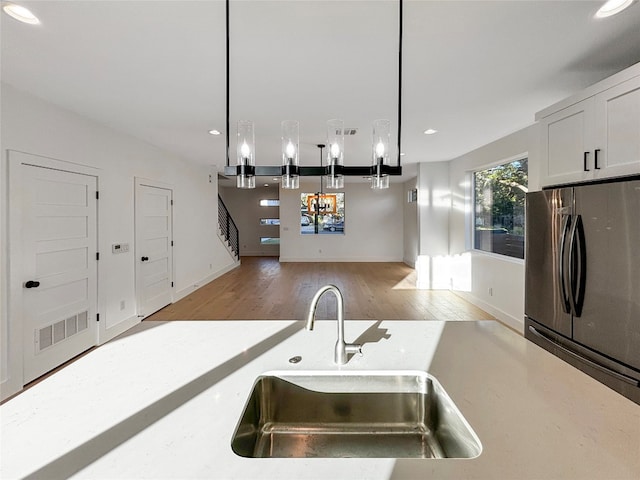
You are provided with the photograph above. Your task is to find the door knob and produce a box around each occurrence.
[25,280,40,288]
[141,256,149,262]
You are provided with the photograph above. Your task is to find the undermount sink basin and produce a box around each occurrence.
[230,371,482,459]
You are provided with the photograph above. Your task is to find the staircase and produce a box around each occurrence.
[218,195,240,260]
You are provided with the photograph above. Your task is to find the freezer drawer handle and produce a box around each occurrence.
[594,149,601,170]
[528,326,640,387]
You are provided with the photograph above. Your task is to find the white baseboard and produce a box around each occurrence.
[279,256,404,263]
[174,260,241,302]
[403,258,416,268]
[1,376,23,402]
[451,290,524,335]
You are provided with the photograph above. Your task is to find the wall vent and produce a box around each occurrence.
[36,311,89,353]
[333,128,358,136]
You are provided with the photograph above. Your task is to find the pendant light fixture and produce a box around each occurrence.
[236,120,255,189]
[325,119,345,190]
[281,120,300,189]
[371,119,391,189]
[224,0,403,188]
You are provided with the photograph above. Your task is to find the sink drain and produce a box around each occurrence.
[288,356,302,364]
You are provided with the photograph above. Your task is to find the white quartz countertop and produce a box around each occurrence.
[1,319,639,479]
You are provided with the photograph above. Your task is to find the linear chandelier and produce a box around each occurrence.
[224,0,404,190]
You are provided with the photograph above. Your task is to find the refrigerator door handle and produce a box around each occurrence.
[574,215,587,317]
[528,326,640,387]
[558,215,572,314]
[568,215,587,317]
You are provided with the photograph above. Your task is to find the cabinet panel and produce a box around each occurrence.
[540,99,593,186]
[594,75,640,178]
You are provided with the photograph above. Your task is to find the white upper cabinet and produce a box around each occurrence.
[593,75,640,179]
[537,63,640,187]
[540,98,595,185]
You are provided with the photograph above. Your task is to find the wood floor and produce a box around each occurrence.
[147,257,495,322]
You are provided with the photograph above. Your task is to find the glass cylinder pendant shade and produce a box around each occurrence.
[236,120,256,189]
[371,119,391,189]
[325,119,345,190]
[371,174,390,189]
[281,120,300,190]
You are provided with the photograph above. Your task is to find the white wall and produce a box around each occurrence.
[448,125,537,332]
[279,180,404,262]
[402,177,418,267]
[0,84,236,399]
[415,162,451,289]
[219,184,280,256]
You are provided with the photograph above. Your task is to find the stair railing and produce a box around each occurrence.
[218,195,239,259]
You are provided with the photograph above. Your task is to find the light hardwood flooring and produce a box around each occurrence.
[6,257,493,403]
[147,257,495,322]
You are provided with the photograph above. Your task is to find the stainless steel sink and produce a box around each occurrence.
[230,371,481,458]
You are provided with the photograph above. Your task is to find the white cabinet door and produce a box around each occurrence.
[593,75,640,179]
[540,98,595,186]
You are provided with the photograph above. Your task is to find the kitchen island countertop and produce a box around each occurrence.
[1,319,639,479]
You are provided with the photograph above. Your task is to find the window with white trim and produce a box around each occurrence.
[473,157,528,259]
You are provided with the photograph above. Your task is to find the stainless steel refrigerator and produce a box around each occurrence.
[525,176,640,405]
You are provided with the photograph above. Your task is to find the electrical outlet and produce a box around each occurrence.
[209,263,213,269]
[488,287,493,296]
[120,300,125,311]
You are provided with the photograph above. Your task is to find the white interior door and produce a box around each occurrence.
[135,181,174,317]
[20,164,98,383]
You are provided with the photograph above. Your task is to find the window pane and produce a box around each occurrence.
[260,237,280,245]
[300,193,345,235]
[259,199,279,207]
[474,158,528,259]
[260,218,280,225]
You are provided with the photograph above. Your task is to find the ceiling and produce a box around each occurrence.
[2,1,640,184]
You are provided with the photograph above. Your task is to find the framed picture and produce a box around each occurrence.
[301,193,345,235]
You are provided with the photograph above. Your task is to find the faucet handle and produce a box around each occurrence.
[345,344,363,356]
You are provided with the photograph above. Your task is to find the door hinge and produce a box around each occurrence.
[96,191,99,200]
[96,252,100,261]
[171,199,174,206]
[171,281,174,287]
[96,313,100,322]
[171,240,174,247]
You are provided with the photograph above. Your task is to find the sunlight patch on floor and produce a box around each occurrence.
[391,270,418,290]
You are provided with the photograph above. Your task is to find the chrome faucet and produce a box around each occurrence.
[305,285,362,365]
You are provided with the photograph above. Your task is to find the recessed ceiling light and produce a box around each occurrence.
[208,129,221,135]
[424,129,438,135]
[3,3,40,24]
[595,0,635,17]
[264,184,269,187]
[272,177,279,181]
[400,152,406,156]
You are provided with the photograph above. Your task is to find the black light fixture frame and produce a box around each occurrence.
[224,0,403,179]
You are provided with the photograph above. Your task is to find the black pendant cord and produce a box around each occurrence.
[319,144,324,195]
[315,145,324,235]
[397,0,403,168]
[225,0,230,167]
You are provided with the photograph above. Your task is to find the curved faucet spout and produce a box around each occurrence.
[305,284,362,365]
